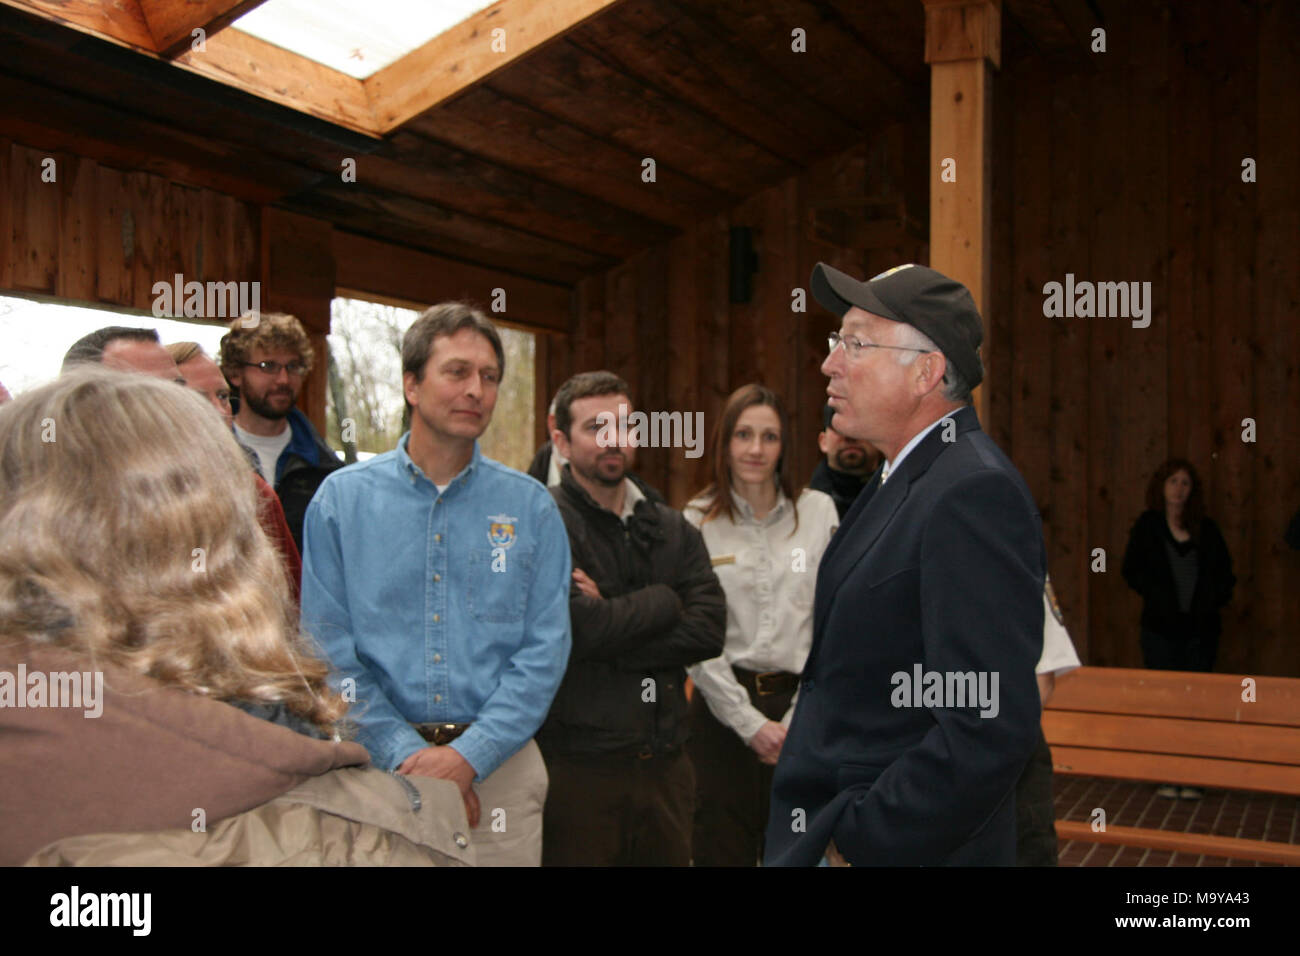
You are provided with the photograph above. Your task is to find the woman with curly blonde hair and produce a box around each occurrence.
[0,369,470,865]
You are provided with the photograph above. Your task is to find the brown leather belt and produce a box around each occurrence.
[413,722,472,746]
[732,667,800,697]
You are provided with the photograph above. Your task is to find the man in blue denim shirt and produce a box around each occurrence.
[301,303,572,866]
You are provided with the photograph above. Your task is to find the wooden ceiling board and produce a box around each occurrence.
[408,85,719,227]
[287,181,617,283]
[377,130,675,256]
[571,0,861,165]
[485,38,792,197]
[821,0,930,87]
[686,0,911,131]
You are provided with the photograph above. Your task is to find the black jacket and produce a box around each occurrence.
[1121,510,1234,639]
[765,406,1045,866]
[274,408,344,555]
[538,467,726,758]
[808,459,872,520]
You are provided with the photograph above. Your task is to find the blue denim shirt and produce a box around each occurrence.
[301,434,572,778]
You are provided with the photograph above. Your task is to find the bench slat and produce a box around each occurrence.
[1049,745,1300,795]
[1044,710,1300,765]
[1055,820,1300,865]
[1047,667,1300,727]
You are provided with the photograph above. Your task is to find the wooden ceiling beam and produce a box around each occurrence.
[333,231,572,334]
[0,0,155,51]
[173,27,380,137]
[140,0,271,59]
[365,0,627,133]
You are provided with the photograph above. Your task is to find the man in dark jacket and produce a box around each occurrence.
[538,371,725,866]
[220,312,343,553]
[765,263,1044,867]
[809,403,881,519]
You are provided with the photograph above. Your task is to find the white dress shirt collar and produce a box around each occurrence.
[881,410,958,484]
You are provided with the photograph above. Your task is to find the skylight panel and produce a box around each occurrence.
[233,0,500,80]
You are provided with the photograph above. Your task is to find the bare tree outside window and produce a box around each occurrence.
[326,297,535,472]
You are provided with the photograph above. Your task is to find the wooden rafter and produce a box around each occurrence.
[173,27,378,136]
[140,0,271,59]
[0,0,155,51]
[365,0,627,132]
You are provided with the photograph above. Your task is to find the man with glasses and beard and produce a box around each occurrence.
[220,313,342,553]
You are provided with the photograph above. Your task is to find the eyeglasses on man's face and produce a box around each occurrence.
[242,360,308,377]
[827,331,930,361]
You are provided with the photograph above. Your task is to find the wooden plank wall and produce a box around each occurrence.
[988,0,1299,676]
[0,139,258,316]
[554,131,927,512]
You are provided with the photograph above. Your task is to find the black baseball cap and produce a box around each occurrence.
[811,262,984,389]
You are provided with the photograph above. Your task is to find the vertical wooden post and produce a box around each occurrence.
[923,0,999,423]
[259,207,335,434]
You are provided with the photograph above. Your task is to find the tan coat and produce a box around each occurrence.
[2,643,472,866]
[26,767,474,866]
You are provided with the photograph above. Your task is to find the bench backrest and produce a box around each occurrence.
[1043,667,1300,796]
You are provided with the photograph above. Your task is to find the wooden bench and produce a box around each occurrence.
[1043,666,1300,865]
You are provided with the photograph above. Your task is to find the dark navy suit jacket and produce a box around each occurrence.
[764,405,1045,866]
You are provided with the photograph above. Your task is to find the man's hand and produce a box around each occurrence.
[748,720,787,766]
[573,567,602,599]
[397,746,480,827]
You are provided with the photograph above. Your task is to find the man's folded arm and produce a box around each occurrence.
[450,496,573,781]
[566,583,683,663]
[300,494,426,771]
[616,522,726,671]
[831,471,1044,864]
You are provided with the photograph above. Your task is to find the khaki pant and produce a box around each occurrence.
[469,738,548,867]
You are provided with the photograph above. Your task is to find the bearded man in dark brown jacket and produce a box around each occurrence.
[537,372,725,866]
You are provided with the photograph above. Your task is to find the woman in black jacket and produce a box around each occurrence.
[1122,459,1235,800]
[1122,458,1235,673]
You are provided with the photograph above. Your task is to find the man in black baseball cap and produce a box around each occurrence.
[765,262,1045,867]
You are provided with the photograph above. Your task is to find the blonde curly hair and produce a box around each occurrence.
[0,368,346,733]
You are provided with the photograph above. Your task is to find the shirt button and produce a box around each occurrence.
[433,614,440,622]
[433,653,442,663]
[435,694,442,703]
[435,533,442,543]
[454,832,468,848]
[434,573,441,582]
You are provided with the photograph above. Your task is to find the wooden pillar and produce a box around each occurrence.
[259,207,336,433]
[923,0,999,423]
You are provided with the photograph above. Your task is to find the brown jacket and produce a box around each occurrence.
[1,643,472,866]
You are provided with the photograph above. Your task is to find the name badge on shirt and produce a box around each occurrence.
[711,554,736,567]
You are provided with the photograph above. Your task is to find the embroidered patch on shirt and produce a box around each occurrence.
[488,514,518,549]
[711,554,736,567]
